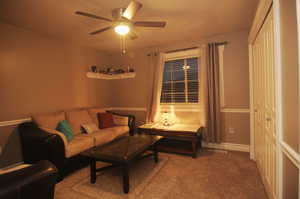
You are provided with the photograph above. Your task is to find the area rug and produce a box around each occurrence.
[71,157,168,199]
[56,152,268,199]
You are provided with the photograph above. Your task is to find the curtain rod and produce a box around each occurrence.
[165,47,198,54]
[147,41,228,56]
[216,41,228,46]
[165,41,228,54]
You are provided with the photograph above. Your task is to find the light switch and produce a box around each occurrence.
[228,127,235,134]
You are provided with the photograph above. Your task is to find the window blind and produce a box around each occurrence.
[160,57,199,104]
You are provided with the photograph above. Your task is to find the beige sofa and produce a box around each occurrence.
[19,107,135,181]
[32,108,130,158]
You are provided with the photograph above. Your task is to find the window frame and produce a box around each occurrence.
[160,49,201,107]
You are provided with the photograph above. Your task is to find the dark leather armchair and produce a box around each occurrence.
[0,160,58,199]
[19,122,66,181]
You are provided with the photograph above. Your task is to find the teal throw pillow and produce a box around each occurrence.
[56,120,74,142]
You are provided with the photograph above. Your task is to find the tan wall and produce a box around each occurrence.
[280,0,299,153]
[109,50,153,108]
[280,1,300,197]
[283,155,299,199]
[0,22,112,121]
[221,113,250,145]
[0,125,22,168]
[0,21,112,167]
[110,30,250,144]
[0,24,250,167]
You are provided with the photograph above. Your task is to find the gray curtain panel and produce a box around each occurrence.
[146,52,163,123]
[205,43,222,143]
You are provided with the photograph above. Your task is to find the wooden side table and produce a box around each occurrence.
[137,124,204,158]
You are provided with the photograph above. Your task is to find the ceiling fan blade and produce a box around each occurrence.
[75,11,112,22]
[128,31,138,40]
[89,26,112,35]
[122,1,143,20]
[134,21,167,28]
[112,8,124,20]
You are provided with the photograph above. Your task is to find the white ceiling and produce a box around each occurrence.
[0,0,259,52]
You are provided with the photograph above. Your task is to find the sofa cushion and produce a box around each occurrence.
[98,112,115,129]
[84,130,116,146]
[65,110,94,135]
[80,126,129,146]
[56,120,74,142]
[110,126,130,137]
[87,108,106,127]
[65,136,94,158]
[32,111,65,129]
[81,123,99,134]
[113,115,129,126]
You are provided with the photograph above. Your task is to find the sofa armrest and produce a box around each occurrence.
[0,160,57,199]
[107,111,136,136]
[39,127,68,153]
[18,122,66,172]
[197,127,204,136]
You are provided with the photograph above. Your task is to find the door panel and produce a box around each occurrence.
[252,8,277,199]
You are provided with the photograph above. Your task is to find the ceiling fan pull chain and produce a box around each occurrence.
[122,36,126,55]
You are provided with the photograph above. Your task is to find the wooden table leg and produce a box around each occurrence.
[90,158,96,184]
[153,143,159,163]
[192,141,197,158]
[123,164,129,194]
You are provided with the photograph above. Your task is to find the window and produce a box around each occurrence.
[160,56,199,104]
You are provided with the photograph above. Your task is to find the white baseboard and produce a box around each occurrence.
[203,142,250,152]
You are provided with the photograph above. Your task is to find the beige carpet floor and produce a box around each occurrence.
[55,150,267,199]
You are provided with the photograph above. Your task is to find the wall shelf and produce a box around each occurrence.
[86,72,136,80]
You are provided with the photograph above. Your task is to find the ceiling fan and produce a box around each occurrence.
[75,0,167,40]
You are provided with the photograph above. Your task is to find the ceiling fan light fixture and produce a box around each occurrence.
[114,24,130,35]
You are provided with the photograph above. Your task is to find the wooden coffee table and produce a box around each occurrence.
[138,124,203,158]
[81,134,162,194]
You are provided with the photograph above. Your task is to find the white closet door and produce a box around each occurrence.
[252,8,277,199]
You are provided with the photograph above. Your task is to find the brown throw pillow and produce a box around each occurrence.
[97,112,115,129]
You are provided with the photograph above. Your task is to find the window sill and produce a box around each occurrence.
[160,104,202,112]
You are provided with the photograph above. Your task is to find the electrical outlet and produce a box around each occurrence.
[228,127,235,134]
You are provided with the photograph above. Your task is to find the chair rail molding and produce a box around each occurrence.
[108,107,147,111]
[0,107,252,127]
[220,108,250,113]
[0,107,148,127]
[280,141,300,169]
[0,118,31,127]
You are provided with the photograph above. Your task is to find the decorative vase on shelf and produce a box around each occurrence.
[91,66,97,72]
